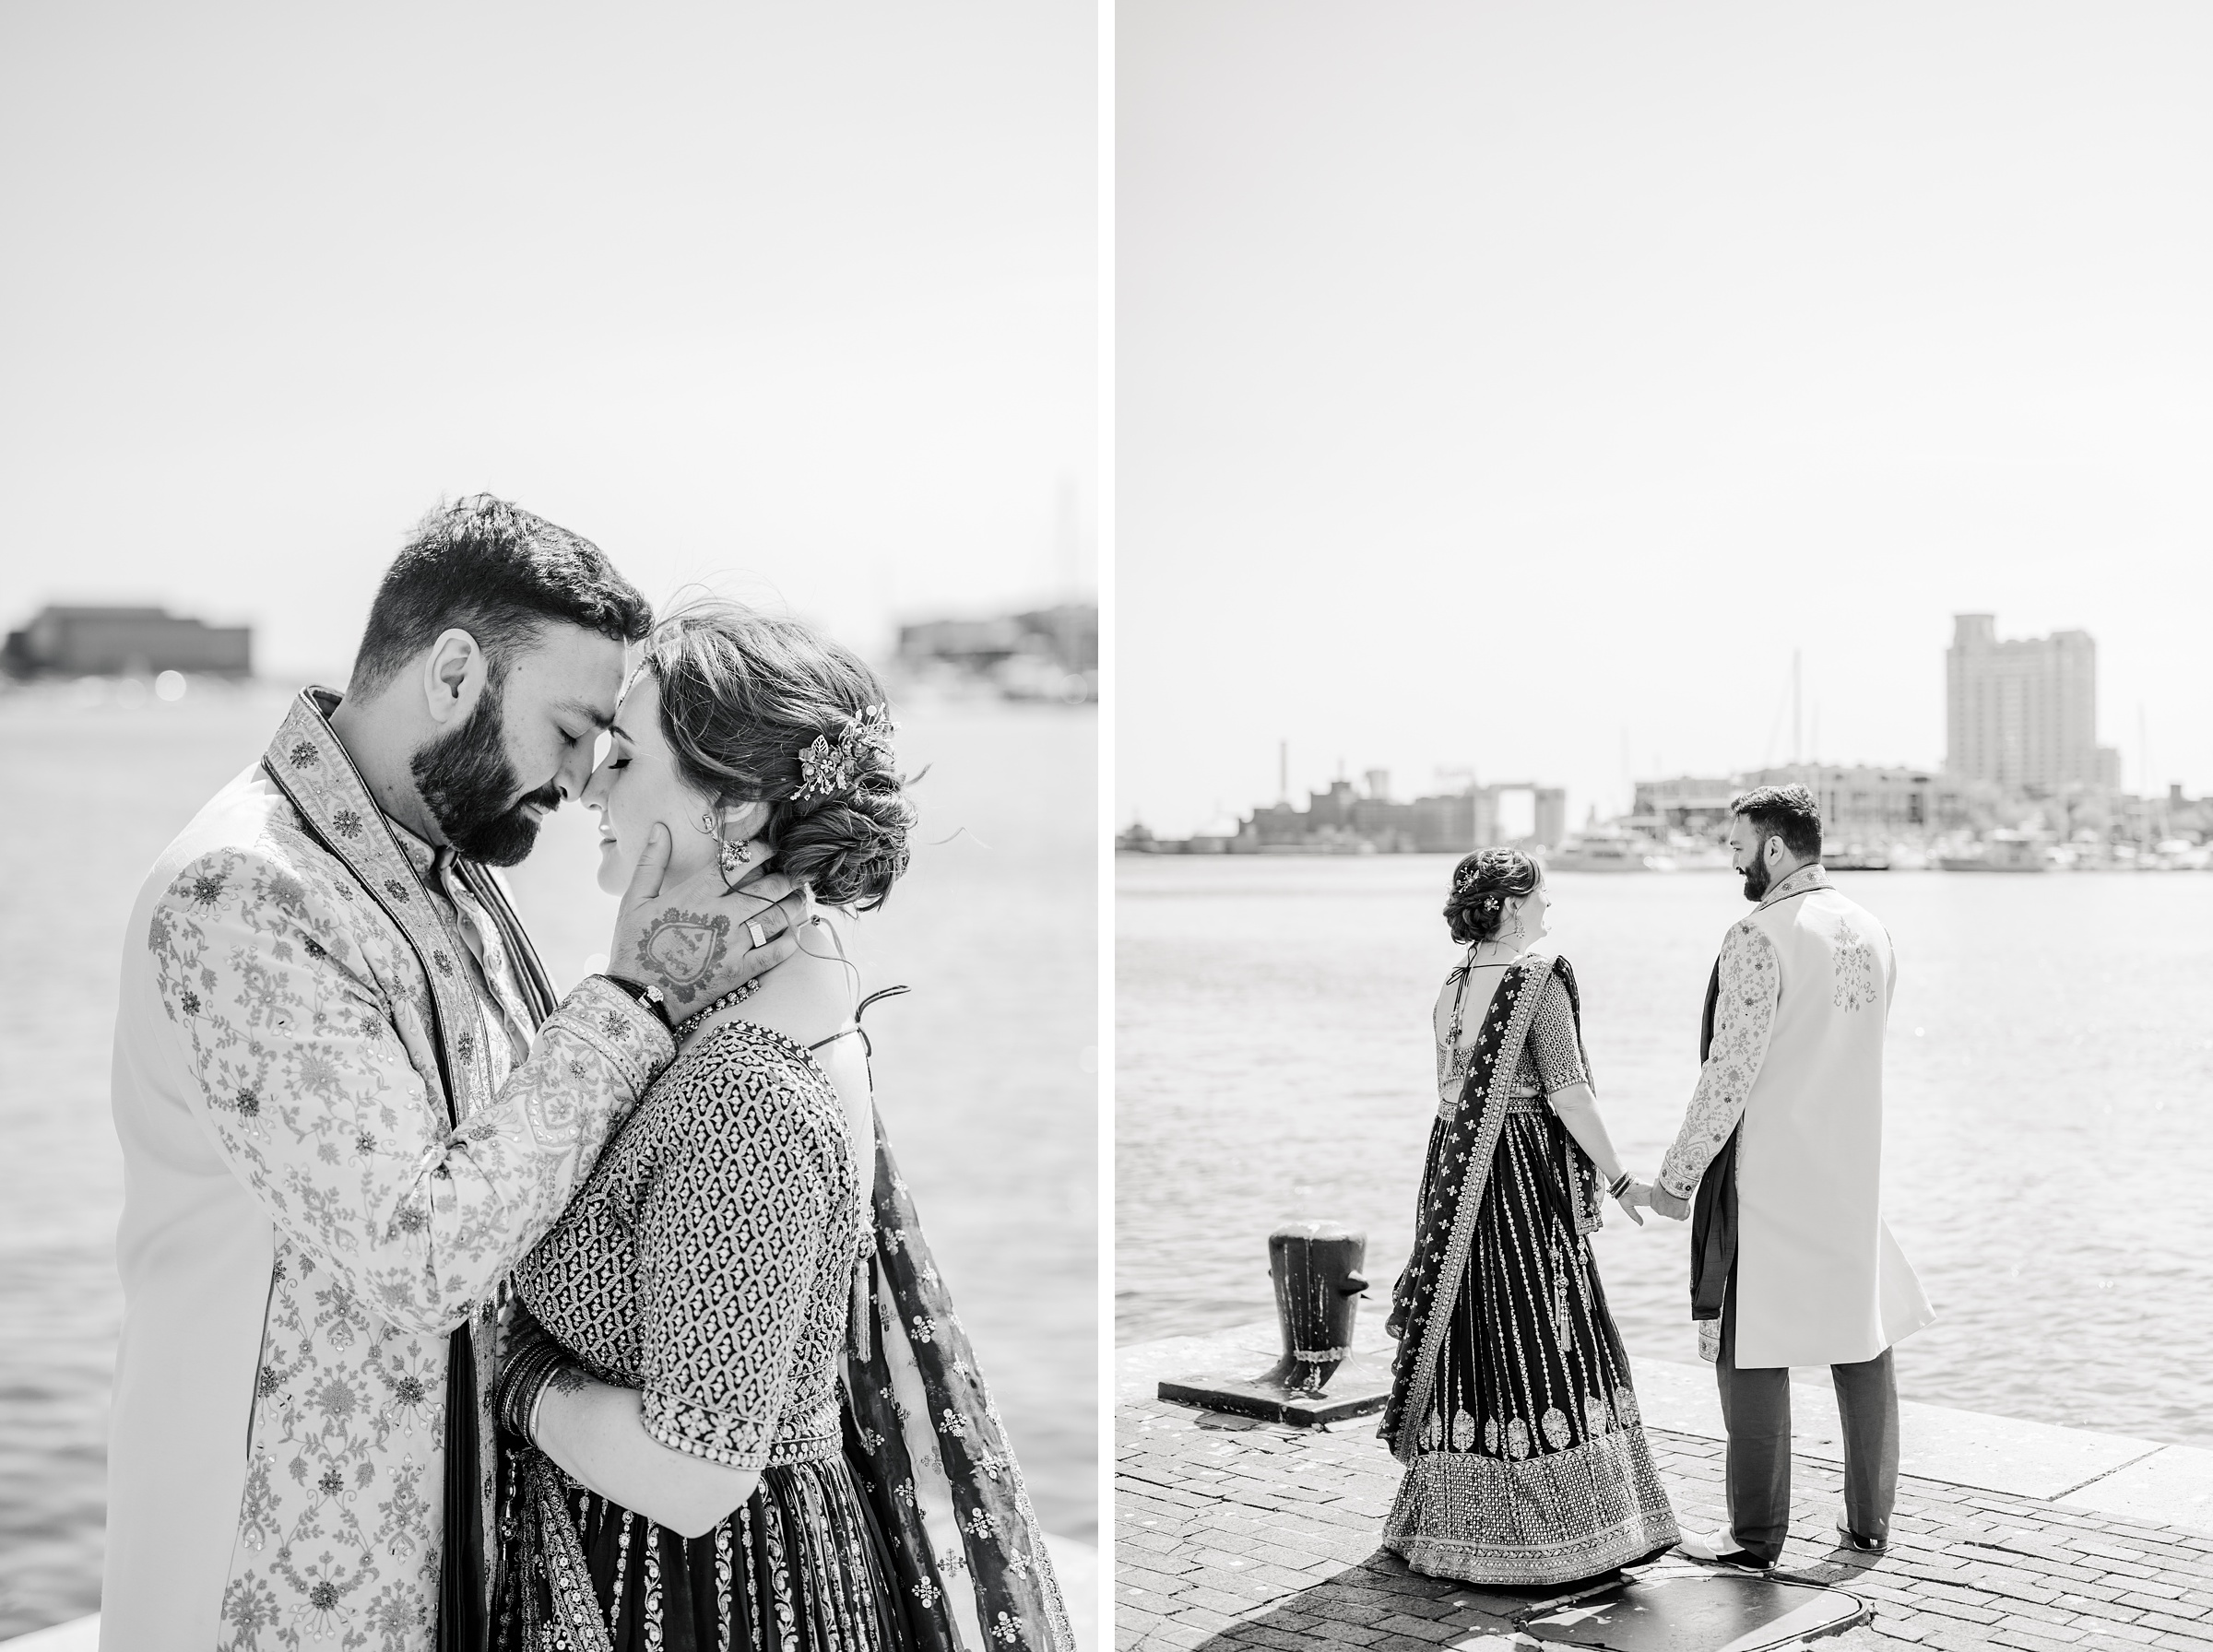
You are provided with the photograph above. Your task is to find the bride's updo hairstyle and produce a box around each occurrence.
[1444,847,1541,945]
[643,597,917,911]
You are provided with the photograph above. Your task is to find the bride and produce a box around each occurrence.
[1379,848,1677,1587]
[492,598,1071,1650]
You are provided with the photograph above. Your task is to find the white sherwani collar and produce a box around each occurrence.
[1757,863,1830,910]
[262,686,501,1127]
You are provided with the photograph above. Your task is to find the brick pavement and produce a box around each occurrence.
[1117,1390,2213,1652]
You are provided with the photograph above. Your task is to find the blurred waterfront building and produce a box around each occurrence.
[1237,773,1565,854]
[1946,613,2120,792]
[1639,765,1980,844]
[1630,776,1739,837]
[1741,764,1979,839]
[894,601,1096,702]
[2,604,252,678]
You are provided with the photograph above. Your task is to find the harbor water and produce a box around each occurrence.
[0,683,1095,1635]
[1118,853,2213,1451]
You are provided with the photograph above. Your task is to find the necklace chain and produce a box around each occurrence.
[673,976,762,1042]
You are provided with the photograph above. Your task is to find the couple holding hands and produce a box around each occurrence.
[1379,786,1936,1586]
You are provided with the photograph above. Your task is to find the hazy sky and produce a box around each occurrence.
[1120,3,2213,836]
[0,3,1094,679]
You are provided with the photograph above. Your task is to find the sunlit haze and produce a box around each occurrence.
[0,3,1094,680]
[1120,2,2213,837]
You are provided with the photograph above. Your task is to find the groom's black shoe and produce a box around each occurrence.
[1834,1522,1889,1554]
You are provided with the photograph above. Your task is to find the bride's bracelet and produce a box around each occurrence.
[1608,1172,1635,1199]
[497,1338,578,1446]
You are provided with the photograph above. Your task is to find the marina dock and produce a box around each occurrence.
[1118,1321,2213,1650]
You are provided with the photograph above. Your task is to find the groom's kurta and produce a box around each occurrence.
[104,689,673,1651]
[1659,866,1935,1369]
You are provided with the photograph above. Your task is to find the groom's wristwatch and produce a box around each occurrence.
[603,973,673,1032]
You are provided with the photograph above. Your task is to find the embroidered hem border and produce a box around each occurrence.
[1380,1428,1681,1587]
[641,1387,841,1473]
[513,1445,618,1652]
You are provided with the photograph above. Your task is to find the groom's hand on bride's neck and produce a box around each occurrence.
[609,821,808,1012]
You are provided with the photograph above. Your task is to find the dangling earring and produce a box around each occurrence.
[699,809,751,886]
[717,835,751,884]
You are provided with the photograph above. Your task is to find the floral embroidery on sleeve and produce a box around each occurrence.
[1658,921,1781,1198]
[149,843,667,1334]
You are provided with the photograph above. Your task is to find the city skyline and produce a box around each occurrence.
[1122,607,2191,840]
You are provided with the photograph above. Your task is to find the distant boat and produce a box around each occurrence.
[1824,844,1892,872]
[1937,833,2048,873]
[1546,832,1674,873]
[1665,840,1735,872]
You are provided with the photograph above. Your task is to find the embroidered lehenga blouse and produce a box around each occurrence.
[1379,955,1677,1586]
[498,1019,905,1651]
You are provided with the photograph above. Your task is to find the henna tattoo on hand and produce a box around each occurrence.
[632,908,732,1006]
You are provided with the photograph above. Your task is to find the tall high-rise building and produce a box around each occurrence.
[1945,614,2112,791]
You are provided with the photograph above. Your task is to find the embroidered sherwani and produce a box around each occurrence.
[104,688,673,1651]
[1658,866,1935,1369]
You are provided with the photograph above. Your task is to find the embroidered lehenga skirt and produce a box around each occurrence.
[1381,1093,1678,1585]
[497,1437,914,1652]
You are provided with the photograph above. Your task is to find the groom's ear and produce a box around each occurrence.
[421,629,490,726]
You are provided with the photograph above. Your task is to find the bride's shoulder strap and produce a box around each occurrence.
[857,985,911,1021]
[806,983,912,1055]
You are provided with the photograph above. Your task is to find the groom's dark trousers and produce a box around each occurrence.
[1715,1264,1899,1563]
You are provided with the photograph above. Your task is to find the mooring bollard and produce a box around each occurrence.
[1156,1220,1390,1424]
[1263,1221,1368,1395]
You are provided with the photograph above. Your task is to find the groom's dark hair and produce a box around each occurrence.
[348,494,653,697]
[1731,785,1823,860]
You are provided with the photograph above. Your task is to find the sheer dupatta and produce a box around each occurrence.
[1380,954,1598,1464]
[843,1108,1078,1652]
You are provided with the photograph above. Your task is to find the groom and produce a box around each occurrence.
[102,496,807,1650]
[1634,785,1934,1568]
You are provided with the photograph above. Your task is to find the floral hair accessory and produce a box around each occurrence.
[792,703,897,805]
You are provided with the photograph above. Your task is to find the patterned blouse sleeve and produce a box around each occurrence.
[1658,921,1781,1198]
[1526,972,1587,1093]
[634,1056,836,1473]
[147,844,669,1336]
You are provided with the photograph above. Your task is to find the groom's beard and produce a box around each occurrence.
[410,688,562,867]
[1740,855,1772,903]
